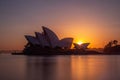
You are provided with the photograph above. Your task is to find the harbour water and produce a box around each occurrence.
[0,54,120,80]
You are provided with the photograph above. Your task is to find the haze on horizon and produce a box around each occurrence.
[0,0,120,50]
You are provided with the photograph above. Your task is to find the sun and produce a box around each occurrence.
[77,41,83,45]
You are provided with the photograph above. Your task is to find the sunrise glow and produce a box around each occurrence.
[0,0,120,50]
[77,41,83,45]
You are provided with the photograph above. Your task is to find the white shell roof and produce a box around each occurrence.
[58,38,73,49]
[42,26,59,48]
[25,26,73,49]
[35,32,50,47]
[25,35,40,45]
[73,43,90,49]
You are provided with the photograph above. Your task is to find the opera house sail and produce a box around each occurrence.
[25,35,40,46]
[58,38,73,49]
[23,26,73,54]
[35,32,50,47]
[73,43,90,49]
[42,26,59,48]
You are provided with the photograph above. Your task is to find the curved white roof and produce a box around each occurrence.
[24,26,74,49]
[35,32,50,47]
[25,35,40,46]
[73,43,90,49]
[42,26,59,48]
[81,43,90,49]
[58,38,73,49]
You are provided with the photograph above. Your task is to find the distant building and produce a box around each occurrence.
[25,26,73,49]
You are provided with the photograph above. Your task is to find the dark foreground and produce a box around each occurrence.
[12,49,120,56]
[0,55,120,80]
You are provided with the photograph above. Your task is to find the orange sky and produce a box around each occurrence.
[0,0,120,50]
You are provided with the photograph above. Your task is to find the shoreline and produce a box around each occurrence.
[12,51,120,56]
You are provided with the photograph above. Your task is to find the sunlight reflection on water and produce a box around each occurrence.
[0,54,120,80]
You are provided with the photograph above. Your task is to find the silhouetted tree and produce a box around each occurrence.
[104,40,119,53]
[113,40,118,46]
[104,41,112,48]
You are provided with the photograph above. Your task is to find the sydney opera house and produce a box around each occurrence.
[23,26,73,54]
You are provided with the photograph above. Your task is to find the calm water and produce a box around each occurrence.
[0,54,120,80]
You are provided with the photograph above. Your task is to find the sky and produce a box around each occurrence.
[0,0,120,50]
